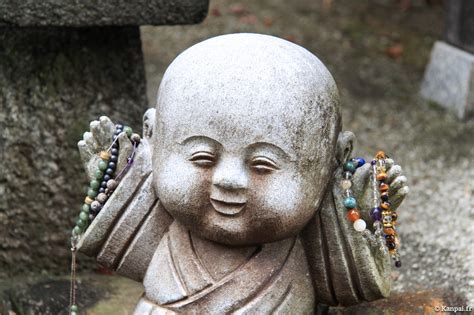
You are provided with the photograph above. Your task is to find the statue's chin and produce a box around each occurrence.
[178,215,300,247]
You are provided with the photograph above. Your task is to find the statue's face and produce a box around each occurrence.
[152,33,339,245]
[153,114,330,245]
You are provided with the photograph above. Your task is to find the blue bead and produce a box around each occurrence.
[354,157,365,167]
[343,197,357,209]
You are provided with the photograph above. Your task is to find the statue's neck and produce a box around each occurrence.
[190,231,258,281]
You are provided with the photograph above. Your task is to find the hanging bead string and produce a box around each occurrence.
[69,123,141,314]
[341,152,402,268]
[341,157,370,234]
[373,151,402,268]
[69,235,78,315]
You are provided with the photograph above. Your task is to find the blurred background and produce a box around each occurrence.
[1,0,473,313]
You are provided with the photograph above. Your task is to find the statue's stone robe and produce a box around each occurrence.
[136,221,314,314]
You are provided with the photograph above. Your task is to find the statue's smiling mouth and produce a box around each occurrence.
[210,198,246,216]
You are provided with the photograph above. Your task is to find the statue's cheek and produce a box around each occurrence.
[154,155,212,212]
[249,173,313,231]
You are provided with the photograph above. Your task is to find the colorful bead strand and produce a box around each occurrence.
[373,151,402,268]
[341,152,403,268]
[341,157,368,232]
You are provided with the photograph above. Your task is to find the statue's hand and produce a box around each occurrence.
[77,116,133,181]
[350,159,409,223]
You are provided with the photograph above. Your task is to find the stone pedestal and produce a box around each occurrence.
[0,1,209,276]
[420,41,474,120]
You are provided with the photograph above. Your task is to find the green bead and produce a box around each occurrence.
[94,169,104,179]
[124,126,133,138]
[343,161,356,173]
[82,204,90,213]
[79,211,89,221]
[71,304,78,312]
[76,218,87,228]
[87,188,98,198]
[71,311,77,315]
[90,179,100,190]
[98,160,108,171]
[72,226,82,235]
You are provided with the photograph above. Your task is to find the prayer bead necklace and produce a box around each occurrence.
[341,151,402,268]
[69,123,140,315]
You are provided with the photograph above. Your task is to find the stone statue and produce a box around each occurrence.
[77,33,408,314]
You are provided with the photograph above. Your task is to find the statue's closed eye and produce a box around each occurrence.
[250,156,280,173]
[189,151,216,167]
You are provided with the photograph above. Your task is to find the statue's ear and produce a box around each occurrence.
[142,108,156,140]
[335,131,355,165]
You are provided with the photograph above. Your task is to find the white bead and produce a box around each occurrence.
[385,158,394,168]
[353,219,367,232]
[340,179,352,190]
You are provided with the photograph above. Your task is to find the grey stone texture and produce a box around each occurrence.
[0,26,148,276]
[420,41,474,120]
[77,34,408,313]
[0,0,210,26]
[445,0,474,53]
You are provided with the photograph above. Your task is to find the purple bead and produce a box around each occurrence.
[395,260,402,268]
[371,159,377,165]
[370,207,382,221]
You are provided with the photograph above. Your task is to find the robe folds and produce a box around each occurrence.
[136,221,315,314]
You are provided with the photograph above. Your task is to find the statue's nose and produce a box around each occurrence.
[212,157,248,191]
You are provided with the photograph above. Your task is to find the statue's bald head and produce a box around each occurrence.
[155,33,341,171]
[153,34,341,244]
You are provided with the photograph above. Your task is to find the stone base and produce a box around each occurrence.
[420,41,474,120]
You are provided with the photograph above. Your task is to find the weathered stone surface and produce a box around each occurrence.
[0,26,148,276]
[329,288,469,315]
[0,274,143,315]
[420,41,474,120]
[78,34,409,313]
[0,0,209,27]
[445,0,474,53]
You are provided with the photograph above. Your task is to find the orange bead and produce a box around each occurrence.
[375,151,386,159]
[100,151,111,160]
[384,227,395,235]
[380,183,389,192]
[380,202,391,210]
[347,209,360,222]
[376,172,388,181]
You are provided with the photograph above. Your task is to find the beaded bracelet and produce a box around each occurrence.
[341,151,402,268]
[69,123,141,315]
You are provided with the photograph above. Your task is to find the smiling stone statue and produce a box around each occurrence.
[77,33,408,314]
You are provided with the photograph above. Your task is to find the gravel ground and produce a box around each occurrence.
[141,0,474,305]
